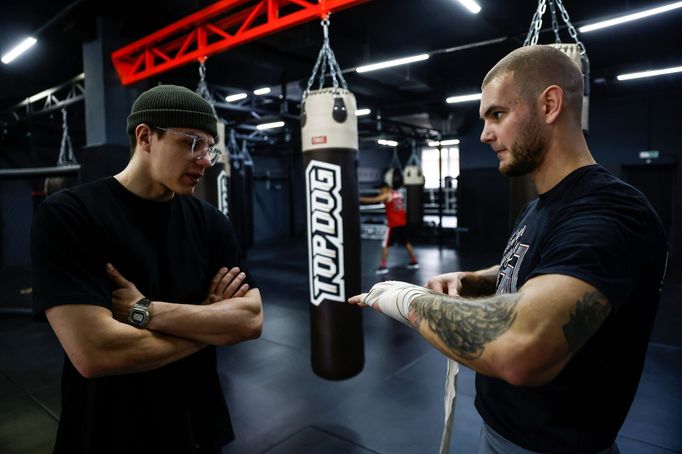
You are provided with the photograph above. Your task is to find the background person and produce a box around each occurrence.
[360,180,419,274]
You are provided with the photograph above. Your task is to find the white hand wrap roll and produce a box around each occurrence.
[363,281,429,325]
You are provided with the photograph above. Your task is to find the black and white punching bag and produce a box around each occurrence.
[404,165,425,226]
[241,140,255,248]
[197,122,230,217]
[301,88,364,380]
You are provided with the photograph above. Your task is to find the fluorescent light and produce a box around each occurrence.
[2,37,37,64]
[257,121,284,130]
[446,93,482,104]
[356,54,430,73]
[456,0,481,14]
[253,87,271,95]
[378,139,398,147]
[226,93,247,102]
[428,139,460,147]
[579,1,682,33]
[617,65,682,81]
[356,108,371,116]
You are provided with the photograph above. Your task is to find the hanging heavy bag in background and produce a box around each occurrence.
[302,87,364,380]
[196,122,230,217]
[404,165,425,226]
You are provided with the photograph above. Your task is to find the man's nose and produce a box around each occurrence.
[480,124,494,144]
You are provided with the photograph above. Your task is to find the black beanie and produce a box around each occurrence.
[126,85,217,138]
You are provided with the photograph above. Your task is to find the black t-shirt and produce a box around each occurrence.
[31,177,256,454]
[475,165,668,453]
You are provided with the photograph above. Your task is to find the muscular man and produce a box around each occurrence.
[31,85,263,453]
[350,46,668,453]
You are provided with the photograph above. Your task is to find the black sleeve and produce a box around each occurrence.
[209,209,258,290]
[31,198,111,321]
[528,203,645,313]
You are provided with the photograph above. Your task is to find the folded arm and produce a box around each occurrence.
[46,304,205,379]
[143,289,263,345]
[107,263,263,346]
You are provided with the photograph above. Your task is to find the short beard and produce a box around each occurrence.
[501,113,546,177]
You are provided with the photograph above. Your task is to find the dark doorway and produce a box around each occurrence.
[621,162,677,238]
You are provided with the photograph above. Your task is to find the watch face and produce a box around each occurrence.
[129,308,149,326]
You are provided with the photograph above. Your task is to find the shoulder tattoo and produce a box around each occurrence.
[410,292,519,360]
[562,291,610,354]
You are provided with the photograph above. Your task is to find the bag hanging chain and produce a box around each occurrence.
[196,60,218,117]
[58,108,77,166]
[304,16,349,97]
[406,139,421,167]
[523,0,590,95]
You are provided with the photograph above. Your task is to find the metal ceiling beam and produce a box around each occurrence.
[0,73,85,128]
[111,0,370,85]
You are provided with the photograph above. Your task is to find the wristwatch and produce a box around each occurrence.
[128,297,152,328]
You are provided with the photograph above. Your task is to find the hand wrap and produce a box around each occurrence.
[363,281,429,325]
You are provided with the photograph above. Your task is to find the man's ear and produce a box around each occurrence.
[135,124,153,151]
[540,85,564,125]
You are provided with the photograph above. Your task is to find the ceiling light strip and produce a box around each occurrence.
[445,93,481,104]
[1,37,37,64]
[617,65,682,81]
[579,1,682,33]
[356,54,430,73]
[456,0,481,14]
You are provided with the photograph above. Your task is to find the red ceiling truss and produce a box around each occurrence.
[111,0,369,85]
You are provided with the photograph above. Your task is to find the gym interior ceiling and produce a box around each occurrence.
[0,0,681,139]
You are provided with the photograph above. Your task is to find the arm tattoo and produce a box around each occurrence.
[410,292,519,360]
[562,291,610,354]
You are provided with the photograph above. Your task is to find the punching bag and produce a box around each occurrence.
[197,122,230,217]
[229,130,249,253]
[301,87,364,380]
[241,140,255,248]
[404,165,424,226]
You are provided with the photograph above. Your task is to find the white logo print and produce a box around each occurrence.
[497,225,529,294]
[305,160,345,306]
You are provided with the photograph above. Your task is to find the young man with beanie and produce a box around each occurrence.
[31,85,263,453]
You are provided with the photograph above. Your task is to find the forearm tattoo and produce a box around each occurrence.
[562,291,610,354]
[410,292,519,360]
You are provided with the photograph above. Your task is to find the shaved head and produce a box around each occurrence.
[482,45,584,124]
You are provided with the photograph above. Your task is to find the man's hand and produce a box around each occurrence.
[349,281,430,326]
[106,263,145,323]
[203,267,249,305]
[425,272,467,297]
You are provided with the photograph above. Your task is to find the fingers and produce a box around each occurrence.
[233,283,249,298]
[347,293,368,306]
[447,286,461,297]
[425,276,445,293]
[106,263,132,288]
[219,268,246,299]
[206,267,248,303]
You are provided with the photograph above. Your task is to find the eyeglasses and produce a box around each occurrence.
[155,127,222,165]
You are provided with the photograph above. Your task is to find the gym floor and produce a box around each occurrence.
[0,238,680,453]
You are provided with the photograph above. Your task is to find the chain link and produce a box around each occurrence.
[58,108,77,166]
[196,60,218,117]
[549,0,561,44]
[304,17,348,97]
[524,0,546,46]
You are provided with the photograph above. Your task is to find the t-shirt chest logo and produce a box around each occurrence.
[497,225,529,294]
